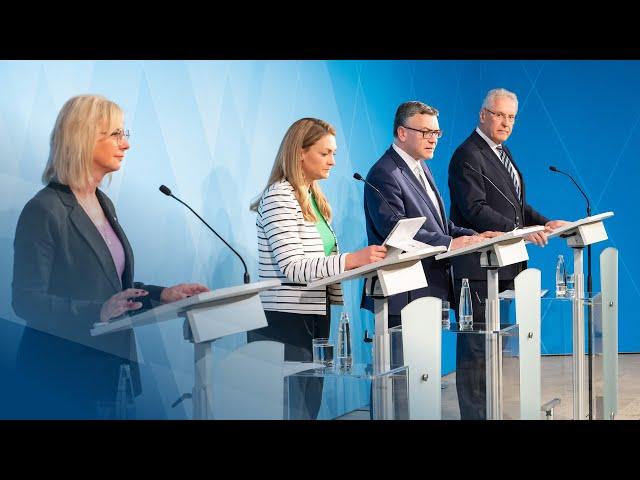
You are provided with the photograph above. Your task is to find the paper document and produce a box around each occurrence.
[383,217,426,249]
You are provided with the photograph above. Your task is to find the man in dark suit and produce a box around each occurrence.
[362,101,499,332]
[448,88,567,419]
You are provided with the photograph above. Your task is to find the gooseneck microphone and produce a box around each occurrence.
[549,166,591,216]
[353,173,405,221]
[159,185,250,284]
[463,162,520,229]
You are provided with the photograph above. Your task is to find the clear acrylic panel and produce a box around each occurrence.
[588,295,605,419]
[500,294,610,420]
[585,293,619,420]
[283,363,408,420]
[500,324,521,420]
[394,322,519,420]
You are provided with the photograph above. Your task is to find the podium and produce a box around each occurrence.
[436,226,545,419]
[306,245,446,419]
[90,280,281,419]
[545,212,615,419]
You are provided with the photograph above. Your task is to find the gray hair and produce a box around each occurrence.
[481,88,518,110]
[393,101,439,138]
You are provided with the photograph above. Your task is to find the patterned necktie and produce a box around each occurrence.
[496,145,521,200]
[414,165,428,191]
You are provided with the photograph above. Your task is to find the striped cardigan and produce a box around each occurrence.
[256,179,346,315]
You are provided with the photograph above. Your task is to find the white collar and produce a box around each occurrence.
[392,142,424,173]
[475,126,501,150]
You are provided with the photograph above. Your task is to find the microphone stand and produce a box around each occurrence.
[159,185,251,284]
[550,167,593,419]
[587,207,593,420]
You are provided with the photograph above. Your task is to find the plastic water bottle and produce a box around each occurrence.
[459,278,473,330]
[337,312,352,370]
[556,254,567,297]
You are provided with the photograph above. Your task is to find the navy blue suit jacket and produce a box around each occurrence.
[361,146,476,315]
[448,131,550,281]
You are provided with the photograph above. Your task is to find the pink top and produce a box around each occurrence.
[98,220,125,285]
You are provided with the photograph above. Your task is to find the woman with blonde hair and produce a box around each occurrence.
[249,117,386,419]
[12,94,208,418]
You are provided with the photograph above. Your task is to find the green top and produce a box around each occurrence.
[310,193,337,256]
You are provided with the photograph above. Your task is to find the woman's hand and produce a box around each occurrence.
[160,283,210,303]
[99,288,148,323]
[345,245,387,270]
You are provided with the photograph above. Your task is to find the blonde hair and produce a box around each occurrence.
[250,118,336,223]
[42,94,124,190]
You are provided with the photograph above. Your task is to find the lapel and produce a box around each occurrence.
[389,147,446,233]
[52,182,124,292]
[420,162,448,233]
[471,132,521,205]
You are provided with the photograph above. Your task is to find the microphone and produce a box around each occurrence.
[463,162,520,229]
[548,166,591,216]
[353,173,405,221]
[159,185,250,284]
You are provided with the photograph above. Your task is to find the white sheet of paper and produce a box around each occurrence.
[383,217,426,249]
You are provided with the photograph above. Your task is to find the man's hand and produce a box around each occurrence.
[525,231,549,247]
[450,235,486,250]
[544,220,569,233]
[479,231,503,239]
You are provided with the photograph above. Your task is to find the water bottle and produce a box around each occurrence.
[337,312,352,370]
[459,278,473,330]
[556,254,567,297]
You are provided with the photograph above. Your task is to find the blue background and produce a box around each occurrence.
[0,60,637,418]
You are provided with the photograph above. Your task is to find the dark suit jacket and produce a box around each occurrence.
[12,182,164,400]
[448,131,550,281]
[361,146,476,315]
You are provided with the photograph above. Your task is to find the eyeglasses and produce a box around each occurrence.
[402,125,443,139]
[105,129,130,144]
[484,108,516,123]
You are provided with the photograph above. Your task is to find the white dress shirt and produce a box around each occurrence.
[392,143,443,224]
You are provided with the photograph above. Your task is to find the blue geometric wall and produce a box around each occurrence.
[0,60,638,418]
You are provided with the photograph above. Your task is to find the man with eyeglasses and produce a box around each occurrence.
[448,88,567,420]
[361,101,498,335]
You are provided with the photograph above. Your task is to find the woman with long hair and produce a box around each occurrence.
[249,117,386,419]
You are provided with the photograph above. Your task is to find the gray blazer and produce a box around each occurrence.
[12,182,164,397]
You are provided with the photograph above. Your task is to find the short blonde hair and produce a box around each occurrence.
[250,118,336,223]
[42,94,123,190]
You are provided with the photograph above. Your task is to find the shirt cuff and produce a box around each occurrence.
[338,253,347,274]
